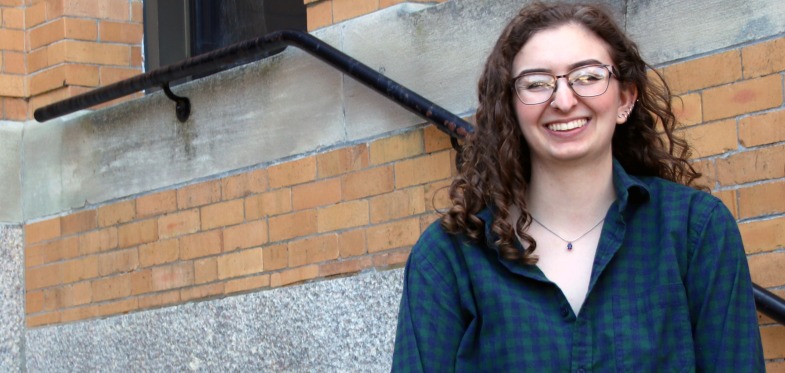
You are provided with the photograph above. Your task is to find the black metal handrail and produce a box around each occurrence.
[32,30,785,327]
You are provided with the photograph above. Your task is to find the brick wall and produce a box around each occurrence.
[0,0,142,120]
[305,0,447,31]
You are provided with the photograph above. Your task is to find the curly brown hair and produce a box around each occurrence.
[441,1,700,265]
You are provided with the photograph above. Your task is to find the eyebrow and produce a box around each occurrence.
[513,59,606,78]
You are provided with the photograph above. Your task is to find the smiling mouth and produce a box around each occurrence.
[546,118,588,132]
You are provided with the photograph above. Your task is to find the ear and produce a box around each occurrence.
[616,83,638,124]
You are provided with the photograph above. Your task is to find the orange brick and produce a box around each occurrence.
[92,273,132,302]
[740,217,785,254]
[292,178,341,210]
[269,265,319,287]
[394,150,453,188]
[64,40,131,65]
[332,0,378,23]
[58,281,93,307]
[27,236,79,266]
[424,179,452,212]
[319,256,373,278]
[63,0,129,20]
[131,46,142,67]
[99,21,142,43]
[95,298,137,318]
[180,230,222,260]
[317,200,369,233]
[690,159,716,190]
[61,209,97,236]
[739,110,785,147]
[201,199,244,230]
[118,219,158,248]
[97,248,138,276]
[424,124,453,153]
[224,274,270,294]
[703,75,782,121]
[176,180,221,209]
[60,256,99,284]
[712,189,738,219]
[369,187,426,224]
[131,2,143,23]
[245,188,292,219]
[380,0,404,7]
[60,305,97,323]
[180,283,224,302]
[371,247,411,268]
[25,217,61,245]
[151,262,194,291]
[262,244,288,271]
[25,1,47,28]
[738,181,785,219]
[136,190,177,218]
[29,18,65,49]
[3,52,25,74]
[138,239,179,267]
[138,290,180,309]
[216,247,264,280]
[222,169,267,200]
[341,165,394,200]
[268,209,317,242]
[223,220,268,252]
[366,218,420,253]
[194,257,218,284]
[742,37,785,78]
[0,28,25,51]
[26,263,62,290]
[4,97,28,120]
[717,145,785,186]
[2,7,24,29]
[97,200,135,227]
[268,156,317,188]
[64,17,97,40]
[27,312,60,328]
[29,65,67,96]
[766,361,785,372]
[662,50,741,94]
[672,93,702,127]
[761,325,785,359]
[370,130,424,165]
[307,0,332,31]
[99,66,140,85]
[338,229,366,258]
[157,209,200,239]
[317,144,369,178]
[130,268,152,295]
[677,119,737,159]
[66,64,100,86]
[748,251,785,288]
[26,291,45,314]
[0,73,26,97]
[289,234,339,266]
[46,41,67,66]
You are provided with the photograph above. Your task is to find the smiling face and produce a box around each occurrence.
[511,22,636,167]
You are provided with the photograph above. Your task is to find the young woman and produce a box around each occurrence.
[392,2,764,371]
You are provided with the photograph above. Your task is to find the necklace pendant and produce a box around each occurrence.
[567,242,573,250]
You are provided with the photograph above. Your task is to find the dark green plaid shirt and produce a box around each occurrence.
[393,160,764,372]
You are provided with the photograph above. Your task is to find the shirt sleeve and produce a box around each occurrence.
[391,228,469,372]
[685,200,765,372]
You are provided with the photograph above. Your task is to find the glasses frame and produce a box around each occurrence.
[511,64,617,105]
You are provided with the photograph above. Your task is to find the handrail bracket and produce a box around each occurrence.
[162,83,191,122]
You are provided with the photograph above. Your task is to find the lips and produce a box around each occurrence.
[546,118,588,132]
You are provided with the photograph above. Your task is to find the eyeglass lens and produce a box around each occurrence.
[514,65,612,105]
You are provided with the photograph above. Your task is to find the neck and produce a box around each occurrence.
[525,155,616,227]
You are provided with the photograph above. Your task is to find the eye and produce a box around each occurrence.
[569,66,608,85]
[517,75,554,91]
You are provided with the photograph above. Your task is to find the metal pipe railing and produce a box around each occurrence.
[31,29,785,327]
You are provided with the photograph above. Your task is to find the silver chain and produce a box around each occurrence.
[530,216,605,250]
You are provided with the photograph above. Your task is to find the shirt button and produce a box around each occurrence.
[560,306,570,318]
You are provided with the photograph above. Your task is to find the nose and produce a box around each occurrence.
[550,78,578,111]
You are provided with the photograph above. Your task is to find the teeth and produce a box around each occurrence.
[547,119,587,131]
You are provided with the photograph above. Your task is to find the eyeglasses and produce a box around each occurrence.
[511,64,616,105]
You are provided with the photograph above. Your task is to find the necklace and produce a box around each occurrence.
[530,216,605,250]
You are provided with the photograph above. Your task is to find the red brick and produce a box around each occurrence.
[341,165,394,200]
[180,230,222,260]
[177,180,221,209]
[268,156,317,188]
[262,244,288,271]
[292,178,342,210]
[158,209,200,239]
[317,144,369,178]
[369,187,426,224]
[268,209,317,242]
[216,247,264,279]
[394,151,453,188]
[25,217,61,245]
[245,189,292,220]
[97,200,135,227]
[702,75,783,121]
[317,200,369,233]
[138,239,179,267]
[201,199,244,230]
[223,220,268,252]
[118,219,158,248]
[739,217,785,255]
[151,262,194,291]
[97,248,138,276]
[222,169,267,200]
[91,273,132,302]
[366,218,420,253]
[136,190,177,218]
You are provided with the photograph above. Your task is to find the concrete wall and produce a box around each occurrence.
[0,225,23,371]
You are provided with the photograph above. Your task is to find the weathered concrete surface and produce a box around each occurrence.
[0,225,24,372]
[26,269,403,372]
[0,123,22,223]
